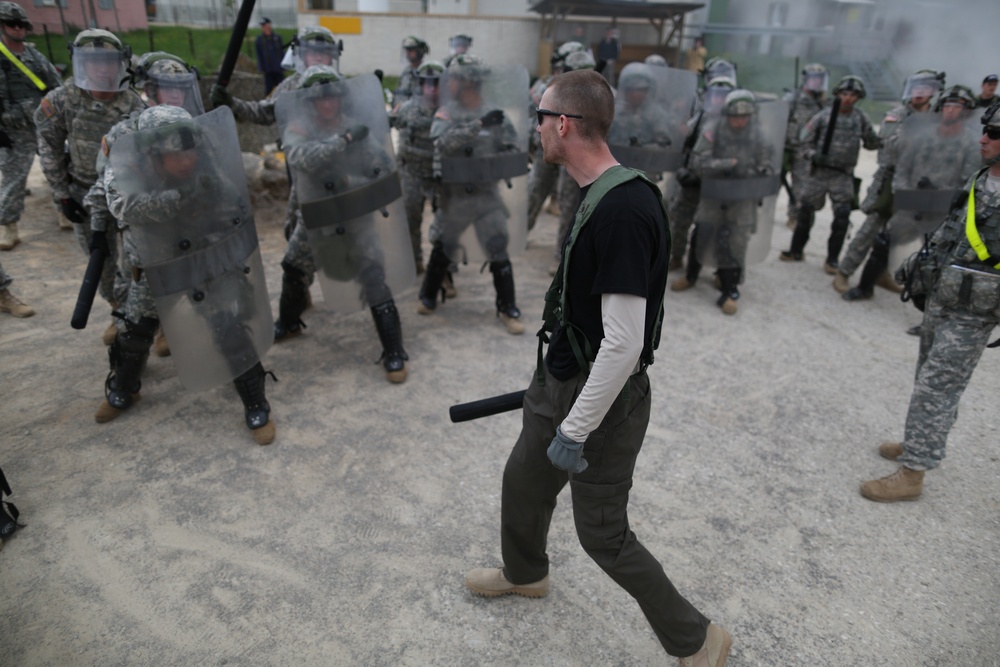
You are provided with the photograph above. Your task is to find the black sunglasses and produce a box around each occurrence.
[983,126,1000,141]
[3,21,28,29]
[536,107,583,126]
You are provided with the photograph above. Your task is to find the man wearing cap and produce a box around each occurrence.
[256,17,284,95]
[978,74,998,108]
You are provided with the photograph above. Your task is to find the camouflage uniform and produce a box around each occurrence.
[394,94,437,267]
[607,101,674,155]
[839,104,918,276]
[781,88,828,222]
[34,81,143,302]
[527,75,559,230]
[395,65,419,107]
[894,169,1000,470]
[785,104,879,265]
[0,40,61,232]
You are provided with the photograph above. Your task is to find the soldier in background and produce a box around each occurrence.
[394,60,444,274]
[860,101,1000,503]
[0,259,32,316]
[977,74,997,108]
[442,34,472,68]
[843,85,981,302]
[394,35,429,111]
[780,75,879,272]
[34,29,144,345]
[0,1,61,251]
[781,63,829,228]
[834,70,944,294]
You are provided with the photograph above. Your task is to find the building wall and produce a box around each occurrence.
[25,0,148,36]
[152,0,298,29]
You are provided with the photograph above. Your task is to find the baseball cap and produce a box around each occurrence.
[260,17,271,25]
[985,74,999,84]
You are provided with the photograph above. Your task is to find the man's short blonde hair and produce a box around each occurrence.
[546,69,615,142]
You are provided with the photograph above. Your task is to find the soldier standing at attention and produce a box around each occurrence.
[0,1,61,251]
[34,29,144,344]
[860,101,1000,502]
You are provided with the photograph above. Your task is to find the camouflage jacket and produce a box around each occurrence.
[799,105,879,172]
[607,102,673,148]
[394,96,436,173]
[394,65,419,108]
[0,41,61,131]
[230,72,304,126]
[781,89,828,149]
[894,123,982,192]
[691,115,774,179]
[430,100,518,160]
[85,108,145,232]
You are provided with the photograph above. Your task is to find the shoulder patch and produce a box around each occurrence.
[883,113,899,123]
[101,136,110,157]
[434,108,450,121]
[39,97,55,119]
[702,128,714,142]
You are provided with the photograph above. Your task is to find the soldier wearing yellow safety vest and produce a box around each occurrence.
[861,100,1000,503]
[0,1,60,251]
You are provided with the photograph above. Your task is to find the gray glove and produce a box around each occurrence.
[547,425,588,473]
[210,84,233,109]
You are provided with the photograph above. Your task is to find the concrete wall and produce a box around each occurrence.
[26,0,148,35]
[152,0,299,29]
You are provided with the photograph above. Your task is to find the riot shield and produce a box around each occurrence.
[608,63,697,174]
[888,112,981,269]
[433,63,530,264]
[108,107,272,392]
[695,97,788,268]
[275,73,415,313]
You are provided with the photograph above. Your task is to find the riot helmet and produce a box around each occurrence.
[901,69,945,109]
[703,57,737,87]
[703,75,736,114]
[0,1,32,37]
[449,34,473,55]
[802,63,829,94]
[70,28,131,93]
[292,26,342,74]
[401,35,429,65]
[133,51,204,116]
[723,89,756,116]
[833,75,866,99]
[445,54,488,110]
[934,84,976,112]
[137,105,201,181]
[416,60,444,103]
[563,51,596,72]
[644,54,668,67]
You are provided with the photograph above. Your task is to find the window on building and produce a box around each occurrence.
[98,0,114,9]
[308,0,333,9]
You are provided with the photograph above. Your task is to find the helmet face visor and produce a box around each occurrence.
[73,48,128,93]
[803,71,829,93]
[294,40,340,74]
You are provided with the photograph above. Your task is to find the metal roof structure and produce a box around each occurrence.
[529,0,706,45]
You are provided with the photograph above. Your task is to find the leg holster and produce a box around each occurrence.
[419,241,450,310]
[232,361,273,430]
[371,300,408,374]
[490,259,520,319]
[277,260,309,338]
[789,204,815,255]
[827,208,851,265]
[106,316,157,410]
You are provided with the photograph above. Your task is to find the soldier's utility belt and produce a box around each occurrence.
[934,262,1000,317]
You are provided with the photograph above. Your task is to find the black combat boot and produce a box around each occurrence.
[781,205,813,261]
[96,317,157,423]
[490,259,524,334]
[371,300,409,383]
[418,241,450,314]
[844,231,889,302]
[275,261,309,341]
[825,209,851,273]
[233,362,276,445]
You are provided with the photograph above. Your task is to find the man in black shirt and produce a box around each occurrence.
[978,74,998,108]
[465,69,732,667]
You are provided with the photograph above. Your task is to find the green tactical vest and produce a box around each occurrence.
[536,165,671,385]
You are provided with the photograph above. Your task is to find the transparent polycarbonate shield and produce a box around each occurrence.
[109,107,272,392]
[73,49,129,92]
[434,63,530,263]
[695,98,788,268]
[276,73,415,313]
[148,71,205,117]
[609,63,698,174]
[888,112,981,269]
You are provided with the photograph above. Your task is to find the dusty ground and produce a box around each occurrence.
[1,149,998,667]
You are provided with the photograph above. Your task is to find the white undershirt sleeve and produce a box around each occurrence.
[559,293,647,442]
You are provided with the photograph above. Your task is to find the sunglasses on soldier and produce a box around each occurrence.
[983,126,1000,141]
[3,21,28,30]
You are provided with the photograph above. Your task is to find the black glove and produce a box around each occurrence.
[374,69,384,82]
[0,129,11,149]
[344,124,369,144]
[89,229,109,255]
[917,176,935,190]
[210,84,233,109]
[60,198,87,224]
[480,109,504,128]
[628,136,639,146]
[676,167,700,187]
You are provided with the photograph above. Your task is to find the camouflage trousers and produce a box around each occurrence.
[0,126,36,226]
[554,167,579,261]
[119,233,157,329]
[899,304,997,471]
[668,183,700,262]
[795,166,852,212]
[527,151,559,231]
[400,163,435,266]
[431,186,510,264]
[784,151,810,221]
[0,259,11,289]
[838,211,887,277]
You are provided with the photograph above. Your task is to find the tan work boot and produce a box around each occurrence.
[57,212,73,230]
[679,622,732,667]
[822,261,838,276]
[0,223,20,250]
[95,394,140,423]
[832,271,850,293]
[443,273,457,299]
[251,420,276,446]
[878,441,903,461]
[500,313,525,335]
[720,297,738,315]
[671,276,694,292]
[0,287,34,317]
[465,567,549,598]
[102,318,119,346]
[860,466,924,502]
[876,270,904,294]
[153,328,171,357]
